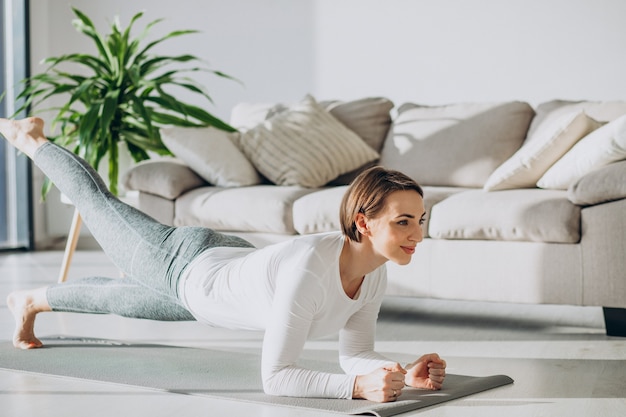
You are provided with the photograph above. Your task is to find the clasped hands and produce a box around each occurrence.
[353,353,447,403]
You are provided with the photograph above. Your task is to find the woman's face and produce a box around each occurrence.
[361,190,425,265]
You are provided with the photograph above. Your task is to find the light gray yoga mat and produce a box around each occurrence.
[0,336,513,416]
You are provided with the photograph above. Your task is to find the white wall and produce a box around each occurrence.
[313,0,626,106]
[29,0,316,121]
[29,0,626,245]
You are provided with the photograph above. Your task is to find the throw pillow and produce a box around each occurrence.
[318,97,394,152]
[483,111,602,191]
[160,126,261,187]
[527,100,626,138]
[231,95,380,188]
[379,101,535,187]
[123,159,207,200]
[229,96,394,152]
[567,160,626,206]
[229,102,280,130]
[537,114,626,189]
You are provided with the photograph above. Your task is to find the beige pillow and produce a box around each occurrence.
[229,102,280,130]
[379,101,535,187]
[319,97,394,152]
[527,100,626,138]
[537,114,626,189]
[230,97,393,152]
[483,111,602,191]
[123,159,206,199]
[567,160,626,206]
[160,126,261,187]
[231,95,380,188]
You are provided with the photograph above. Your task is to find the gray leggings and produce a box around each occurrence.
[35,142,254,320]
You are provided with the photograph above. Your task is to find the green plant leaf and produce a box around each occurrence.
[147,96,236,132]
[40,178,53,202]
[14,6,239,197]
[71,8,114,67]
[134,29,200,62]
[100,89,121,139]
[128,97,156,138]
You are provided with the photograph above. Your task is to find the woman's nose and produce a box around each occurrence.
[412,224,424,243]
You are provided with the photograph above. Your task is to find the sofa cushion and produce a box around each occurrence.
[428,189,581,243]
[537,114,626,189]
[231,95,379,188]
[293,187,347,235]
[380,101,535,187]
[483,111,602,191]
[123,159,207,200]
[420,186,476,237]
[160,126,261,187]
[527,100,626,138]
[568,160,626,206]
[292,185,471,237]
[174,186,316,234]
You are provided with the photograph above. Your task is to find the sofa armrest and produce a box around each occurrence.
[567,160,626,206]
[123,159,207,200]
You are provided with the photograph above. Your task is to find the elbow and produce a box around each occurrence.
[262,379,279,396]
[262,371,287,397]
[262,366,304,397]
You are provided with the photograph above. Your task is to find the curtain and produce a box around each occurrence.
[0,0,32,250]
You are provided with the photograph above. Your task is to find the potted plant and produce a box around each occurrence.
[16,7,237,197]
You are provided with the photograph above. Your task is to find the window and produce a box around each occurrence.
[1,0,32,250]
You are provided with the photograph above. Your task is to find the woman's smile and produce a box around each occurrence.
[401,245,416,255]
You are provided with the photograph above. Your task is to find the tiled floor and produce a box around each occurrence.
[1,249,625,416]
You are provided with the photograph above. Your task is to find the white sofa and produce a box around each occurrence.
[124,97,626,336]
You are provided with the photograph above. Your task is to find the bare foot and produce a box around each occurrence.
[0,117,48,159]
[6,288,51,349]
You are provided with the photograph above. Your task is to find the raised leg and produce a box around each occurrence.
[34,142,253,298]
[1,117,248,350]
[2,117,253,297]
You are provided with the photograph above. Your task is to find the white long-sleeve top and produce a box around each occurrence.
[178,231,396,398]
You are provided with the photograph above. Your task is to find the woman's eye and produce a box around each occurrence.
[397,220,408,226]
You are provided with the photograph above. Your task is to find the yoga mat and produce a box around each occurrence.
[0,336,513,417]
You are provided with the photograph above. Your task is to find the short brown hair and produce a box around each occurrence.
[340,166,424,242]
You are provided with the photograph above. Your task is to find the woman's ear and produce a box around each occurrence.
[355,212,369,236]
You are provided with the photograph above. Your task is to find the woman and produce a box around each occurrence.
[1,117,446,403]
